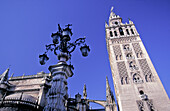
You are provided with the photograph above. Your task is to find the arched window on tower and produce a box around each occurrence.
[137,100,144,111]
[114,31,117,36]
[149,74,153,82]
[126,29,130,35]
[126,53,133,59]
[137,52,143,58]
[121,76,129,85]
[131,28,134,34]
[110,31,113,37]
[145,75,148,82]
[125,77,129,84]
[119,55,122,60]
[133,73,143,84]
[116,55,118,60]
[121,77,124,85]
[119,27,124,35]
[139,90,148,100]
[146,100,155,111]
[145,74,154,82]
[123,44,130,51]
[139,90,144,95]
[129,61,138,70]
[140,52,143,58]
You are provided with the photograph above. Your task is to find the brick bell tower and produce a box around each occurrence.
[105,7,170,111]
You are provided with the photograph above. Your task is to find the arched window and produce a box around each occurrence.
[121,76,129,85]
[121,77,124,85]
[137,101,144,111]
[139,90,144,95]
[125,77,128,84]
[110,31,113,37]
[145,74,154,82]
[133,73,143,83]
[129,61,137,69]
[137,53,139,58]
[114,31,117,36]
[124,44,130,50]
[131,29,134,34]
[119,55,122,60]
[140,52,143,58]
[126,29,130,35]
[149,74,153,82]
[126,53,133,59]
[119,27,124,35]
[116,55,118,60]
[147,100,155,111]
[145,75,148,82]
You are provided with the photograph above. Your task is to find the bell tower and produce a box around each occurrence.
[105,7,170,111]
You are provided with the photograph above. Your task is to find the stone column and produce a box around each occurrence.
[44,53,73,111]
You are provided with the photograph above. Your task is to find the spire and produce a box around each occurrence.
[111,6,114,12]
[109,6,117,20]
[105,21,108,27]
[106,76,114,103]
[0,68,9,83]
[83,84,87,99]
[9,73,14,79]
[128,18,134,24]
[106,76,111,94]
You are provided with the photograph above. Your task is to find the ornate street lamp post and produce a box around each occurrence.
[39,24,90,111]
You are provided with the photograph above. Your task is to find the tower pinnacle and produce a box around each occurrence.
[105,21,108,27]
[83,84,87,99]
[0,68,9,83]
[106,76,114,103]
[111,6,114,12]
[109,6,117,20]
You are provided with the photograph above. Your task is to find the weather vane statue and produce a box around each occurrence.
[111,6,114,12]
[39,24,90,111]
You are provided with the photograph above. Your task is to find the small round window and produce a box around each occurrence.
[115,21,118,25]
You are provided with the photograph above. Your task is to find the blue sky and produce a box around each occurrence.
[0,0,170,109]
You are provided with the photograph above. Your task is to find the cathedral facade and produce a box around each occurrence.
[105,7,170,111]
[0,7,169,111]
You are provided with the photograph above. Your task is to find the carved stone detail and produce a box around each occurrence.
[132,43,143,58]
[128,60,138,70]
[138,59,154,82]
[131,72,143,84]
[111,37,138,44]
[113,45,123,60]
[44,60,73,111]
[146,99,156,111]
[117,62,129,85]
[136,100,145,111]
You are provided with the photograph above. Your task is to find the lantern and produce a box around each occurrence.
[62,27,73,41]
[80,44,90,57]
[51,32,60,44]
[39,54,49,65]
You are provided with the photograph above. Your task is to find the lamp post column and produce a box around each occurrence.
[44,53,73,111]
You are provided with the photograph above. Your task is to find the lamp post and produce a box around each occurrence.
[40,24,90,111]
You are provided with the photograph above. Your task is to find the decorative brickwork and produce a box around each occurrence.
[138,59,154,82]
[132,43,143,58]
[111,37,137,44]
[136,100,145,111]
[113,45,123,60]
[131,72,143,84]
[146,99,156,111]
[117,62,129,85]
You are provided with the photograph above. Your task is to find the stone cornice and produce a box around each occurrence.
[9,73,50,81]
[106,23,134,29]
